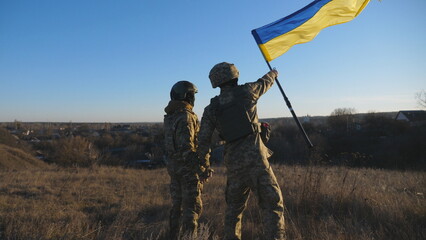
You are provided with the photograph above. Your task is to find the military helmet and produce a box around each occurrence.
[209,62,239,88]
[170,80,198,101]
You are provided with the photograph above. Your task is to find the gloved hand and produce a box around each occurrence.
[187,152,213,183]
[199,167,214,183]
[271,69,278,78]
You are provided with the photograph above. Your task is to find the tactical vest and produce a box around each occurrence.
[211,87,261,142]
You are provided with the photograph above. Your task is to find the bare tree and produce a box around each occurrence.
[330,107,356,116]
[328,108,357,135]
[415,90,426,109]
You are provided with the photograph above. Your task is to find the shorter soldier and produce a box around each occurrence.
[163,81,211,240]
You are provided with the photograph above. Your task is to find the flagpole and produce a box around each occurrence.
[265,60,314,148]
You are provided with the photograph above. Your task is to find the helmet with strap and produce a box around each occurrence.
[170,81,198,105]
[209,62,239,88]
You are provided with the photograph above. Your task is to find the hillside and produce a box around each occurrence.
[0,165,424,239]
[0,144,49,170]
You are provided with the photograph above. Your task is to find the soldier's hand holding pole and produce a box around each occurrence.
[271,69,278,78]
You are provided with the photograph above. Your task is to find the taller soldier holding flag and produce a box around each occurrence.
[197,63,285,240]
[196,0,371,239]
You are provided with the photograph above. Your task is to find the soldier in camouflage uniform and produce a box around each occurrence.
[197,63,285,240]
[164,81,211,240]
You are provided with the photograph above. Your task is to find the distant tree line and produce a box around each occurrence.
[267,109,426,170]
[0,123,165,168]
[32,124,165,167]
[2,108,425,170]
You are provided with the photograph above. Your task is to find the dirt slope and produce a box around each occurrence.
[0,144,49,170]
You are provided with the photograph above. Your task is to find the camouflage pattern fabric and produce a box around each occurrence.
[197,70,285,240]
[209,62,240,88]
[164,100,203,240]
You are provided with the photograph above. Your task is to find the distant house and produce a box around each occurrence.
[395,110,426,126]
[126,158,166,169]
[111,124,133,133]
[35,150,46,160]
[30,137,41,143]
[303,115,310,123]
[91,131,100,137]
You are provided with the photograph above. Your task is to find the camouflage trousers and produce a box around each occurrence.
[224,165,285,240]
[168,168,203,240]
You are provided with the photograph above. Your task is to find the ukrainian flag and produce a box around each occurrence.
[252,0,370,62]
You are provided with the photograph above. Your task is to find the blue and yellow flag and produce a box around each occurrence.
[252,0,370,62]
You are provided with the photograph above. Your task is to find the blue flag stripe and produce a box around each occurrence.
[252,0,332,44]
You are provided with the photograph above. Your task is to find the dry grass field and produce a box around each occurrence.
[0,164,424,240]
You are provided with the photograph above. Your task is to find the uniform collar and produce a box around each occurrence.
[164,100,193,114]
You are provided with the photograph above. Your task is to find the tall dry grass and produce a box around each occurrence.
[0,165,424,240]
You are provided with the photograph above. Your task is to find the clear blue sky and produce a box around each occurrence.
[1,0,425,122]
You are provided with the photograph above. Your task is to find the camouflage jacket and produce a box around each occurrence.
[164,100,204,171]
[197,71,277,170]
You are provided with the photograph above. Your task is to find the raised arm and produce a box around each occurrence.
[245,70,278,100]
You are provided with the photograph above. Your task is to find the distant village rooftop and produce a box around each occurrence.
[395,110,426,126]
